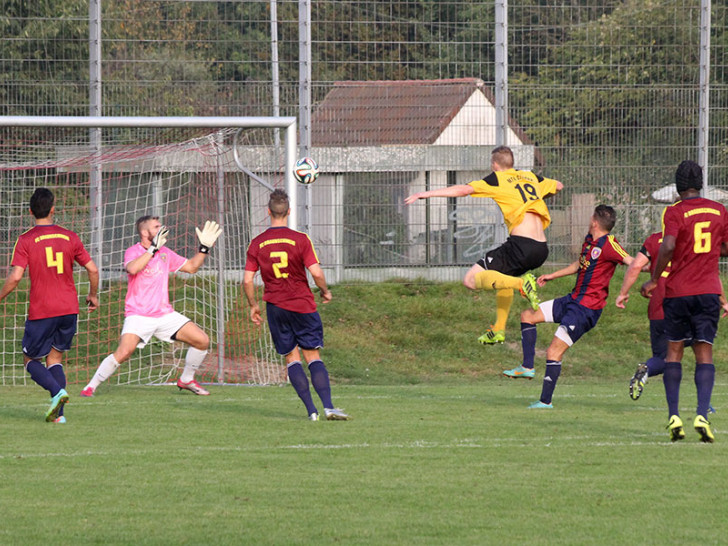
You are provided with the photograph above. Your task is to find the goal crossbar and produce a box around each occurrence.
[0,116,298,226]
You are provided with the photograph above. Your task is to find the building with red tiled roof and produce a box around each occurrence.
[311,78,531,148]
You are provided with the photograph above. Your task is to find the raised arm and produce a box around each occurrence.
[179,221,223,274]
[404,184,474,205]
[537,261,579,286]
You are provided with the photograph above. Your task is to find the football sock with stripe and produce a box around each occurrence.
[663,361,682,416]
[180,348,208,383]
[88,354,120,390]
[493,289,514,333]
[474,270,522,291]
[308,360,334,409]
[26,360,61,396]
[694,363,715,418]
[645,356,665,377]
[287,361,318,415]
[539,360,561,404]
[520,322,537,370]
[48,364,67,416]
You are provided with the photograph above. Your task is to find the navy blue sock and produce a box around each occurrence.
[287,362,317,415]
[521,323,537,369]
[645,356,665,377]
[308,360,334,409]
[26,360,61,396]
[663,361,682,416]
[48,364,67,416]
[539,360,562,404]
[694,363,715,418]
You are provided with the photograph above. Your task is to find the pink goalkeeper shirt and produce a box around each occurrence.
[123,243,187,318]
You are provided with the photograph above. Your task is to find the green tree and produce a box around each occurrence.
[0,0,89,116]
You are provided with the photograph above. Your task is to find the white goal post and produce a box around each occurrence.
[0,116,298,387]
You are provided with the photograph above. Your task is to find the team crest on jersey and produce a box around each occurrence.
[590,247,602,260]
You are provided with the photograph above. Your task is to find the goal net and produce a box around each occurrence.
[0,117,297,387]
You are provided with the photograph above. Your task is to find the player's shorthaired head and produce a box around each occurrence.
[30,187,54,219]
[675,160,703,193]
[593,204,616,232]
[268,189,290,218]
[491,145,514,170]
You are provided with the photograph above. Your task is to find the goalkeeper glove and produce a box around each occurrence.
[148,226,168,256]
[195,220,223,254]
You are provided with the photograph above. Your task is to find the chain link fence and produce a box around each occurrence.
[2,0,727,281]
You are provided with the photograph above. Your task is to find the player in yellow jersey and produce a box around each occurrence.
[404,146,563,344]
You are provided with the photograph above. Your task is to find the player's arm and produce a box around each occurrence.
[719,278,728,318]
[641,234,675,298]
[537,261,579,286]
[179,251,207,273]
[539,176,564,198]
[126,250,153,275]
[404,184,474,205]
[0,265,25,302]
[127,225,170,275]
[84,259,100,312]
[615,251,648,308]
[242,270,262,325]
[307,263,332,303]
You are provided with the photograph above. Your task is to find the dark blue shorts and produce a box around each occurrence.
[478,236,549,276]
[22,314,78,359]
[544,295,602,345]
[649,318,691,358]
[663,294,720,344]
[266,303,324,355]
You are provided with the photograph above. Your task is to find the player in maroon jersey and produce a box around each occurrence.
[243,189,349,421]
[504,205,632,408]
[616,231,670,399]
[616,230,719,410]
[641,161,728,442]
[0,188,99,422]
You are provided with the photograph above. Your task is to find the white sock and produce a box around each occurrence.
[180,348,208,383]
[87,354,120,389]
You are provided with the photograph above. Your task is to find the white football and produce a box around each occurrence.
[293,157,320,184]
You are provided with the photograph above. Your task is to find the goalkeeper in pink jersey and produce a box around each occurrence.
[81,215,222,397]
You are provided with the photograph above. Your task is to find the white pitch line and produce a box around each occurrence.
[1,435,722,460]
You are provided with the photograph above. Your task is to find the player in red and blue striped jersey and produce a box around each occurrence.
[504,205,632,408]
[641,160,728,442]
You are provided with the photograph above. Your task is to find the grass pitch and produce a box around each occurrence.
[1,381,726,545]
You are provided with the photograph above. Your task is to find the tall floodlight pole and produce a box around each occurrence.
[298,0,312,233]
[494,0,508,147]
[89,0,103,285]
[698,0,711,191]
